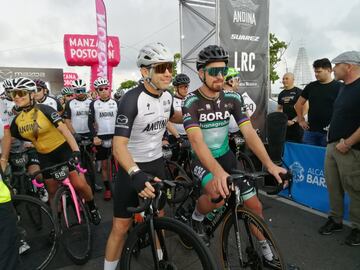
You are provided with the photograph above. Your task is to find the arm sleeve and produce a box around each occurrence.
[63,100,72,119]
[114,89,140,138]
[37,104,64,127]
[182,94,200,131]
[230,92,250,128]
[88,101,96,137]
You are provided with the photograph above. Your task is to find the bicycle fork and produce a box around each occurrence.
[61,179,82,227]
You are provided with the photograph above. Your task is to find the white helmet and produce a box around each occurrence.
[71,79,86,89]
[93,77,109,88]
[9,77,37,92]
[136,42,173,68]
[2,79,12,90]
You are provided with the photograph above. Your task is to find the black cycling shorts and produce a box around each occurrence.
[37,143,75,179]
[113,156,166,218]
[191,150,256,201]
[95,135,113,161]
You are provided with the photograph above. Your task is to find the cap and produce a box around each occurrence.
[332,51,360,65]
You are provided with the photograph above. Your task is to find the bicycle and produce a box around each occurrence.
[120,180,218,270]
[174,170,291,270]
[30,160,92,265]
[10,193,59,270]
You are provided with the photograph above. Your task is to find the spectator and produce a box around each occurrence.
[277,72,304,143]
[295,58,342,146]
[319,51,360,246]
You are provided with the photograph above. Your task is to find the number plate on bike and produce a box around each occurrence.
[50,166,69,181]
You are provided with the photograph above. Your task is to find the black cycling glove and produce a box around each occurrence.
[131,170,153,193]
[72,151,81,165]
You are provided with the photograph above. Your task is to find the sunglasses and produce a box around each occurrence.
[151,62,173,74]
[10,89,28,98]
[203,66,229,77]
[74,88,87,94]
[97,87,109,92]
[65,94,74,97]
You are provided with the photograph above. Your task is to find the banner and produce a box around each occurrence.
[63,72,78,87]
[282,142,350,219]
[219,0,269,132]
[95,0,108,80]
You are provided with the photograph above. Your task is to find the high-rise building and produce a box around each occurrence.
[293,47,314,88]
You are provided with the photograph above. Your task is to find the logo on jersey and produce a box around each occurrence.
[50,112,61,122]
[199,111,230,122]
[116,114,128,125]
[76,111,89,116]
[99,111,114,118]
[142,117,168,135]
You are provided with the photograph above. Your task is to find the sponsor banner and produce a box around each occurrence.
[63,34,120,66]
[90,65,114,90]
[95,0,108,80]
[63,72,78,87]
[282,142,349,219]
[219,0,269,132]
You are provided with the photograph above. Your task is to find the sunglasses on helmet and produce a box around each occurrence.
[151,62,173,74]
[203,66,229,77]
[10,89,28,98]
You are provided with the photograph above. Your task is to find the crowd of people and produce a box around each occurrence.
[0,43,359,270]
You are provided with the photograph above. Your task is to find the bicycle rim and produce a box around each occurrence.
[53,187,92,265]
[221,209,285,270]
[13,195,58,270]
[120,217,217,270]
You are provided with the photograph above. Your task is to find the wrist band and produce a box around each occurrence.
[128,165,140,176]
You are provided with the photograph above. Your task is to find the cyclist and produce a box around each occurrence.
[0,98,18,269]
[61,87,75,105]
[8,77,101,225]
[89,77,118,200]
[34,79,63,113]
[182,45,287,265]
[104,42,182,270]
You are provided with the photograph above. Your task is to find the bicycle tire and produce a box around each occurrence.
[52,186,92,265]
[221,208,285,270]
[12,194,59,270]
[120,216,217,270]
[237,151,256,173]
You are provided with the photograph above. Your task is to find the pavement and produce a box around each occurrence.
[46,187,360,270]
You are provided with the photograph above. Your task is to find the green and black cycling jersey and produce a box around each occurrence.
[182,89,250,158]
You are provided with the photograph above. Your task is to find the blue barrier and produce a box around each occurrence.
[281,142,350,220]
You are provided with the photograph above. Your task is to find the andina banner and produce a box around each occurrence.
[219,0,269,132]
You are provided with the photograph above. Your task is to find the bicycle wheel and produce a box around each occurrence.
[52,187,92,265]
[238,151,256,173]
[120,216,217,270]
[221,208,285,270]
[12,194,59,270]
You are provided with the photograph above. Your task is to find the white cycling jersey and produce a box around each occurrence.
[172,96,186,135]
[114,84,174,163]
[37,95,63,112]
[64,98,92,134]
[88,98,118,136]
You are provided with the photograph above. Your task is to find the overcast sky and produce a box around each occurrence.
[0,0,359,90]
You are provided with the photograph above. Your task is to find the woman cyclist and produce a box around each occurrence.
[8,77,101,225]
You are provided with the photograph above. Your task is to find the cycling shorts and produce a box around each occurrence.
[191,150,256,201]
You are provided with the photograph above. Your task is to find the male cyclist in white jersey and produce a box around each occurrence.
[104,42,182,270]
[88,77,118,200]
[34,79,63,113]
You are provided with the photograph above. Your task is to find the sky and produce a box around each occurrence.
[0,0,359,92]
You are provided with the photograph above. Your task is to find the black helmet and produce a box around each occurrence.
[173,73,190,86]
[196,45,229,70]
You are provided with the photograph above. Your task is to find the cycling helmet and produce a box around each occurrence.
[9,77,37,92]
[224,68,239,81]
[173,73,190,86]
[71,79,86,89]
[61,87,74,96]
[196,45,229,70]
[34,79,47,89]
[2,79,12,90]
[136,42,173,68]
[93,77,109,88]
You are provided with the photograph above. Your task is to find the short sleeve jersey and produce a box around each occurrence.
[301,80,342,132]
[114,84,174,163]
[38,95,63,112]
[10,104,65,154]
[278,87,302,120]
[182,89,250,158]
[88,98,118,137]
[172,96,186,135]
[64,98,92,134]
